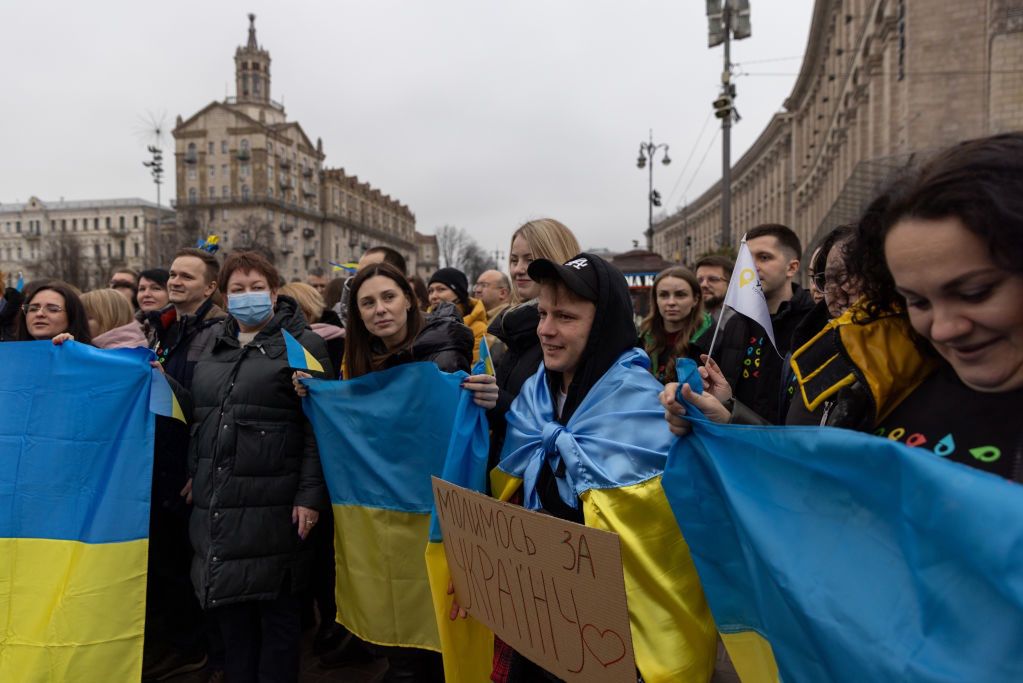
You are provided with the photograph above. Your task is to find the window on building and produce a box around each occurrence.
[222,140,228,154]
[253,76,261,95]
[209,165,215,178]
[107,244,112,258]
[222,186,229,198]
[94,244,100,257]
[61,219,66,231]
[222,164,228,176]
[50,220,55,232]
[106,217,111,229]
[133,242,139,257]
[188,188,197,204]
[119,216,125,229]
[119,240,125,259]
[94,218,100,230]
[241,139,250,153]
[241,164,250,177]
[188,167,197,181]
[72,219,77,231]
[133,216,138,228]
[242,185,250,200]
[208,141,215,155]
[17,247,22,259]
[15,221,20,233]
[268,141,273,154]
[209,187,215,198]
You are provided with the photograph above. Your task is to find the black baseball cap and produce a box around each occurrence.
[527,253,599,302]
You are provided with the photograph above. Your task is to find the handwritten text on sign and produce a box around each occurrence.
[431,478,636,683]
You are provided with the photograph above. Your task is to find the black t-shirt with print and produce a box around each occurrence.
[875,366,1023,480]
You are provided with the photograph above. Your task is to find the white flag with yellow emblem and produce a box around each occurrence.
[721,237,777,351]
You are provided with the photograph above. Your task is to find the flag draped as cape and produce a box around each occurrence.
[494,348,717,683]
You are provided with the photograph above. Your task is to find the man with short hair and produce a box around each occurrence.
[695,254,734,328]
[358,245,407,275]
[716,223,815,422]
[141,248,226,680]
[306,266,329,295]
[110,267,139,307]
[489,252,717,682]
[473,269,511,319]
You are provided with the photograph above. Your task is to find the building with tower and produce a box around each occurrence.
[172,14,417,279]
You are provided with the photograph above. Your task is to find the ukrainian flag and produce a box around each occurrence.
[0,341,156,681]
[663,360,1023,682]
[493,349,718,683]
[283,329,325,373]
[300,362,489,660]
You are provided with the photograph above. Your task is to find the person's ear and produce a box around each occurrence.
[204,280,218,298]
[787,259,800,279]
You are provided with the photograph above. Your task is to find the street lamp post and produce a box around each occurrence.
[707,0,751,250]
[142,145,164,267]
[636,130,671,251]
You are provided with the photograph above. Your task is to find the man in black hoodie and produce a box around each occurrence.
[493,252,658,682]
[715,224,815,423]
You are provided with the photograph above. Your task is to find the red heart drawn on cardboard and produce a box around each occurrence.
[581,624,627,668]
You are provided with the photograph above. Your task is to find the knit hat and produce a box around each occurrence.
[428,267,470,306]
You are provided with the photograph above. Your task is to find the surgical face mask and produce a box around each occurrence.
[228,290,274,327]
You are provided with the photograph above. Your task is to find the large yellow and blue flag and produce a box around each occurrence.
[300,361,489,670]
[0,341,159,681]
[663,359,1023,682]
[493,348,718,683]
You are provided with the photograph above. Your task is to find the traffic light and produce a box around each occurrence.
[650,190,662,207]
[713,94,733,119]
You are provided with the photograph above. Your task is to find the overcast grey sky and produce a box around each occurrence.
[0,1,812,255]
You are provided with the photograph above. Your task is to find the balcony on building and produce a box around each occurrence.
[302,182,316,198]
[279,222,294,234]
[236,149,251,162]
[303,247,317,258]
[302,165,314,178]
[280,244,294,254]
[279,176,293,189]
[278,157,291,170]
[302,227,315,238]
[184,150,198,165]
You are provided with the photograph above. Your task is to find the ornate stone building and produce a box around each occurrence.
[415,231,439,280]
[0,196,174,289]
[173,15,416,279]
[653,0,1023,264]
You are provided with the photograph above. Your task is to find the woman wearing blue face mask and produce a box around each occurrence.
[186,250,332,683]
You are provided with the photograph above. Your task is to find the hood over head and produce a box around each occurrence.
[528,252,636,423]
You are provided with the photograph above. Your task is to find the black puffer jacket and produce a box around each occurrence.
[374,301,472,373]
[0,287,24,341]
[188,296,331,609]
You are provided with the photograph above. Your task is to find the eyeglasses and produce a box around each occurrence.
[811,272,827,291]
[697,276,726,285]
[24,303,65,314]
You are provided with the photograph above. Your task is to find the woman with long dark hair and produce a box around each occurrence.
[639,266,710,384]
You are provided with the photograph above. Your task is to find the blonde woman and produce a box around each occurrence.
[81,288,147,349]
[486,218,581,465]
[280,281,345,374]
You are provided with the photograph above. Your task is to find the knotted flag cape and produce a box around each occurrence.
[0,341,168,681]
[493,348,717,683]
[663,359,1023,682]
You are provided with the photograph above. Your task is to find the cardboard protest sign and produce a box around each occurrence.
[431,478,636,683]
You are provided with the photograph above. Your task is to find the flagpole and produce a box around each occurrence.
[705,235,746,360]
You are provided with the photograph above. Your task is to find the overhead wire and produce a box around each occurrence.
[664,109,714,210]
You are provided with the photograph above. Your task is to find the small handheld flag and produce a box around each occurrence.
[471,335,495,376]
[707,236,777,357]
[149,368,187,423]
[15,271,24,292]
[328,261,358,274]
[195,234,220,254]
[282,329,324,373]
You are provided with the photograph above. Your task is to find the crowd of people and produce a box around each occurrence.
[1,132,1020,683]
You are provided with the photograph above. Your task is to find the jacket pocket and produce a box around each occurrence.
[231,420,301,476]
